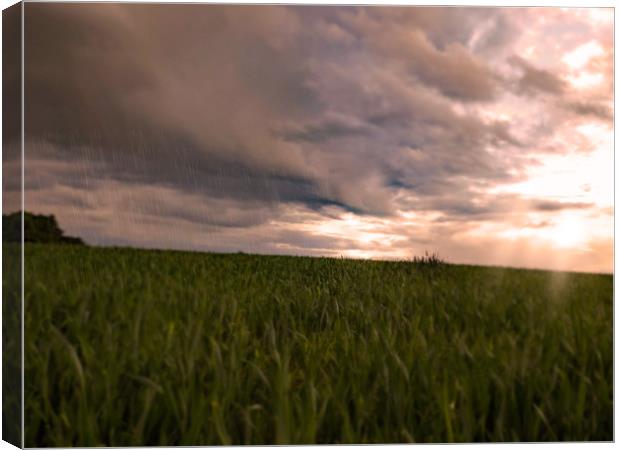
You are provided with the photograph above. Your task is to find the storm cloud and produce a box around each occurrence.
[16,4,613,273]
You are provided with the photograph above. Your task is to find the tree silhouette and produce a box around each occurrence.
[3,211,84,245]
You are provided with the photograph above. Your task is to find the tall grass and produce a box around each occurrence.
[19,243,612,445]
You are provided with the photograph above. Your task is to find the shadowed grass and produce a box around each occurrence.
[20,243,612,445]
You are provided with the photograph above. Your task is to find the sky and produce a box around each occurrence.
[4,4,614,273]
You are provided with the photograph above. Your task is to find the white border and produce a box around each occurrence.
[0,1,616,450]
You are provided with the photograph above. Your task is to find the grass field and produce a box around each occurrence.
[15,243,612,445]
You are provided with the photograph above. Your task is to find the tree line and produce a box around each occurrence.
[3,211,84,245]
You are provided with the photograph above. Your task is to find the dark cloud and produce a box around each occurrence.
[3,3,22,214]
[345,10,498,102]
[347,7,501,51]
[487,121,524,147]
[470,12,520,55]
[563,100,613,122]
[19,4,579,215]
[509,55,567,96]
[24,4,333,215]
[3,2,21,145]
[23,2,515,218]
[524,220,552,229]
[398,32,497,102]
[402,192,594,224]
[278,115,373,143]
[531,200,593,212]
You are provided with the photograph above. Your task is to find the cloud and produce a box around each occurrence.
[278,114,373,143]
[3,5,21,147]
[508,55,567,96]
[342,9,499,102]
[400,192,594,222]
[20,4,612,272]
[531,199,593,212]
[389,30,497,102]
[562,100,613,122]
[25,3,526,218]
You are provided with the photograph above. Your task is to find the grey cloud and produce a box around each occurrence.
[488,121,524,147]
[24,177,287,242]
[532,200,593,212]
[379,29,496,102]
[3,5,21,215]
[563,100,613,122]
[26,4,320,167]
[23,144,344,216]
[121,192,279,230]
[3,3,21,145]
[278,115,373,143]
[349,7,501,50]
[509,55,567,96]
[524,220,552,229]
[403,192,594,223]
[469,12,520,56]
[20,2,532,223]
[339,8,500,102]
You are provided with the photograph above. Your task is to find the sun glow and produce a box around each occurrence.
[490,123,612,209]
[568,72,604,89]
[298,211,410,260]
[562,41,604,70]
[548,218,587,249]
[562,40,606,89]
[498,214,589,250]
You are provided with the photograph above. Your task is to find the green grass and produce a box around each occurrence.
[16,243,612,445]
